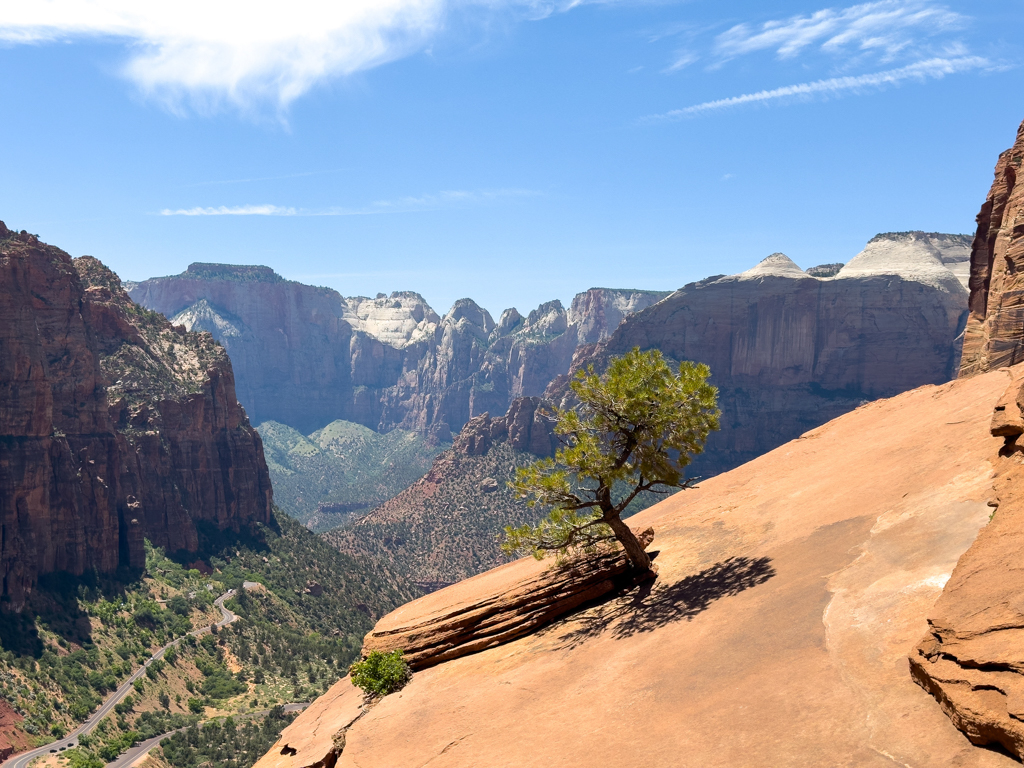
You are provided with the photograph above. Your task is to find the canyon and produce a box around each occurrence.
[0,223,272,608]
[130,233,970,486]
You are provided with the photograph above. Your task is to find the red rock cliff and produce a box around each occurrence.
[960,120,1024,376]
[0,224,271,608]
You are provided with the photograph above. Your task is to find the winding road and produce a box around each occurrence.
[2,588,244,768]
[104,703,308,768]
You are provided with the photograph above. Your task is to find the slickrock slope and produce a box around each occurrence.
[325,397,558,588]
[960,120,1024,375]
[255,366,1013,768]
[129,270,666,435]
[557,235,969,478]
[0,224,271,606]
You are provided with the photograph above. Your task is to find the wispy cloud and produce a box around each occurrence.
[161,204,298,216]
[714,0,964,63]
[159,188,539,216]
[644,55,989,121]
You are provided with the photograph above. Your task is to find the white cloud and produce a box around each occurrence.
[159,188,539,216]
[645,55,988,120]
[714,0,964,63]
[0,1,447,113]
[160,204,297,216]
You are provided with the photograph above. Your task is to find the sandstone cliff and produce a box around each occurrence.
[551,233,969,478]
[254,363,1015,768]
[0,224,271,607]
[128,269,667,435]
[959,121,1024,375]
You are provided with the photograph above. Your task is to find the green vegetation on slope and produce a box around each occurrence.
[157,707,298,768]
[0,510,416,752]
[257,419,448,532]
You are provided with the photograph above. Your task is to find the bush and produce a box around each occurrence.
[348,650,410,698]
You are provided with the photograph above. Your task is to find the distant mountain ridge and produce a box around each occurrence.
[129,231,969,487]
[548,231,971,479]
[128,269,668,435]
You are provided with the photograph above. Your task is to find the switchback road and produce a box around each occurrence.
[2,588,244,768]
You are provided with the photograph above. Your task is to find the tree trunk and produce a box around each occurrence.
[606,515,652,571]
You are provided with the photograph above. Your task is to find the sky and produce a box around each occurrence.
[0,0,1021,317]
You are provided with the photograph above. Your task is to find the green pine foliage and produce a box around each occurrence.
[503,347,719,567]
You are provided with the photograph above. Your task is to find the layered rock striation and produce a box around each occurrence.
[910,118,1024,761]
[361,527,654,670]
[0,224,271,606]
[960,120,1024,375]
[552,234,969,478]
[129,270,667,436]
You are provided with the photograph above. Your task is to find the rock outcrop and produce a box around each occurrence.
[325,397,561,588]
[361,528,654,670]
[0,224,271,606]
[553,235,969,478]
[960,121,1024,376]
[254,364,1014,768]
[128,271,667,436]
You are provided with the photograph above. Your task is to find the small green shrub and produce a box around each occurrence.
[348,650,411,698]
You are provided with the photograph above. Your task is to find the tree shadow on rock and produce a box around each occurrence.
[553,556,776,650]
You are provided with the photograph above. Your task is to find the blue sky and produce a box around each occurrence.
[1,0,1021,316]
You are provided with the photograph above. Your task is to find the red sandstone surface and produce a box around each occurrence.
[960,119,1024,375]
[255,366,1015,768]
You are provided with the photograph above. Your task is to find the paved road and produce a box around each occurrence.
[2,588,245,768]
[104,704,309,768]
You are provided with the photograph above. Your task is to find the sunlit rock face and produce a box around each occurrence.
[253,367,1013,768]
[551,239,969,479]
[0,226,271,607]
[129,269,667,435]
[960,120,1024,376]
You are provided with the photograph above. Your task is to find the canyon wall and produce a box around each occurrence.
[551,233,970,478]
[128,268,667,435]
[0,223,271,607]
[959,121,1024,375]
